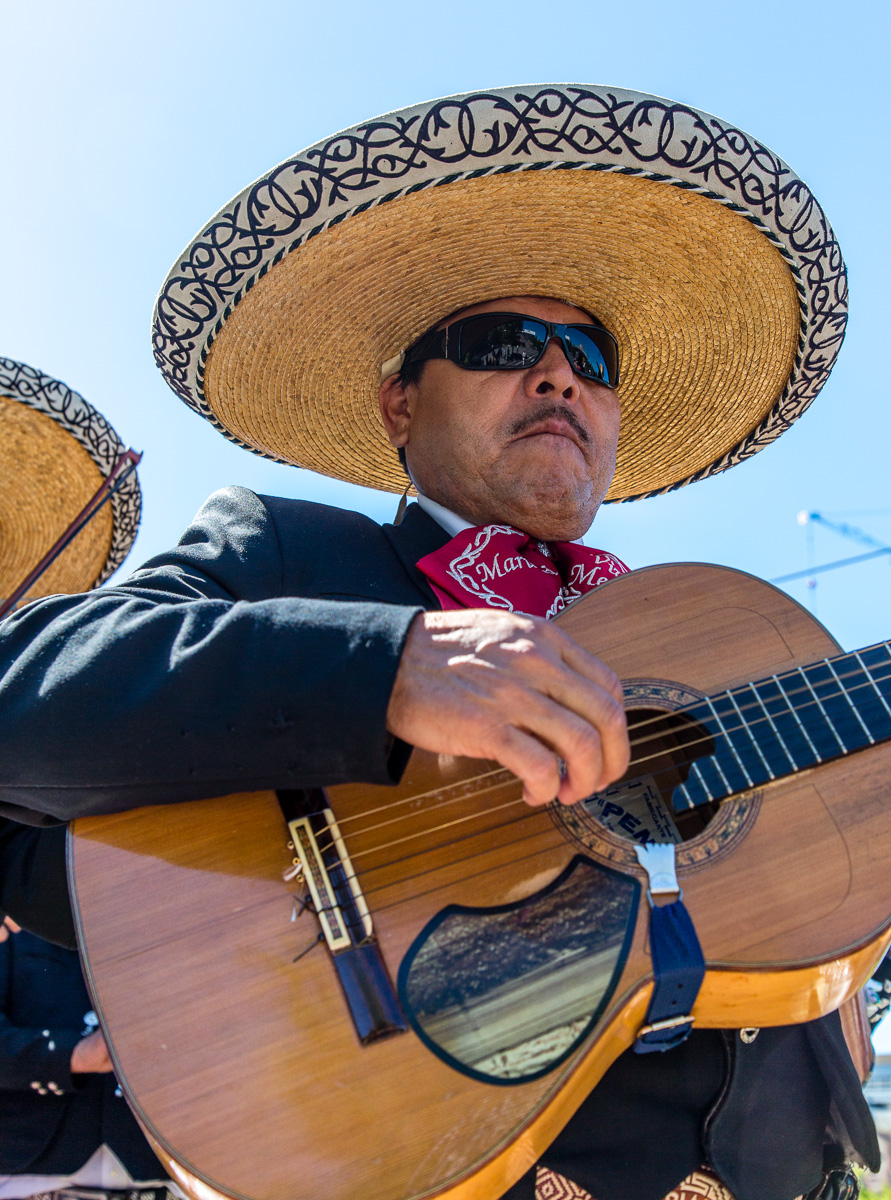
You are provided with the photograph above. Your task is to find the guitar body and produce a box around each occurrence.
[69,564,891,1200]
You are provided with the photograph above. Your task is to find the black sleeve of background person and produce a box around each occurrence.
[0,487,421,821]
[0,821,74,948]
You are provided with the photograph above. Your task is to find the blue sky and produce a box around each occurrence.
[4,0,891,1032]
[3,0,888,650]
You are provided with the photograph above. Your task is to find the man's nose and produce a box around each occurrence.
[524,338,580,400]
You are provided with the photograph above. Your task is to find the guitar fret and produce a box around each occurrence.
[726,689,774,779]
[801,656,877,755]
[856,650,891,721]
[689,761,716,803]
[825,657,874,745]
[773,674,822,762]
[705,748,732,796]
[664,644,891,812]
[870,643,891,690]
[673,781,695,811]
[797,667,848,755]
[637,642,891,818]
[704,696,754,788]
[858,645,891,716]
[745,683,797,772]
[671,700,739,807]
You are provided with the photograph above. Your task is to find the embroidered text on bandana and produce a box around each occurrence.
[416,525,628,619]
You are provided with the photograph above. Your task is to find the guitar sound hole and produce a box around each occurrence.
[586,707,720,845]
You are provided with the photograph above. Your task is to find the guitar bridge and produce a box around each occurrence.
[287,812,371,952]
[278,790,407,1045]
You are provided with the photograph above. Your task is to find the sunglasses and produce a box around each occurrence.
[403,312,620,388]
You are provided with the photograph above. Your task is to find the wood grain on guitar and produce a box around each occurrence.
[68,563,891,1200]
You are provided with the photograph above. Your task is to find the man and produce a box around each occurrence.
[382,295,628,810]
[0,917,175,1200]
[0,292,875,1200]
[0,85,877,1200]
[0,355,139,951]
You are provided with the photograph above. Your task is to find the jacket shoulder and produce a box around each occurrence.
[258,495,384,538]
[258,495,401,598]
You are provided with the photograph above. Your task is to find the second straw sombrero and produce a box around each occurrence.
[0,358,141,602]
[152,84,845,502]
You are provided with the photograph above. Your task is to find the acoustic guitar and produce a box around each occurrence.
[68,562,891,1200]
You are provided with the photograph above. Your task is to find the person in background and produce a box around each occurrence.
[0,916,176,1200]
[0,823,73,950]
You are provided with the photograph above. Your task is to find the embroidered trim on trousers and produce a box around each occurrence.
[535,1166,737,1200]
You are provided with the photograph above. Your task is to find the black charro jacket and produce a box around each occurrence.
[0,820,72,946]
[0,929,165,1178]
[0,488,879,1200]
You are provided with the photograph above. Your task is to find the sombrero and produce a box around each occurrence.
[152,84,845,503]
[0,358,141,602]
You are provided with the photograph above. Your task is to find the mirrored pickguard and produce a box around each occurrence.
[397,856,639,1085]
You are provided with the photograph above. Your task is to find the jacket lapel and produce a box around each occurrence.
[381,503,450,611]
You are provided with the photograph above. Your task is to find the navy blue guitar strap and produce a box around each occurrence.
[633,843,706,1054]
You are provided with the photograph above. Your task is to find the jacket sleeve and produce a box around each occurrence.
[0,822,75,948]
[0,946,81,1093]
[0,487,421,821]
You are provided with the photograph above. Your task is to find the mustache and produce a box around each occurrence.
[507,404,590,445]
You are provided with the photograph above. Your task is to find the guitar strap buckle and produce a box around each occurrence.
[637,1013,697,1038]
[634,843,705,1054]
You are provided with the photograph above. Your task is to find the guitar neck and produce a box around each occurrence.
[665,641,891,810]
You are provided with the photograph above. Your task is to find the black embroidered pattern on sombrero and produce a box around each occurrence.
[151,84,845,502]
[0,357,141,585]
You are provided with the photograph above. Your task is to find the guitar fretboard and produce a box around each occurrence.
[666,642,891,810]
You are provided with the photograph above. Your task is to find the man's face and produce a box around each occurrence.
[379,296,620,541]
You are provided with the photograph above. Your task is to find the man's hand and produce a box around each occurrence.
[387,610,629,807]
[70,1030,113,1073]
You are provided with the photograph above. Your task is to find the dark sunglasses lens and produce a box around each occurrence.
[564,327,618,385]
[457,315,547,369]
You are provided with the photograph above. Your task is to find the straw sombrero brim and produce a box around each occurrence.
[0,359,141,601]
[152,85,846,502]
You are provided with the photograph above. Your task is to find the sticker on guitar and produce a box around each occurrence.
[588,776,682,846]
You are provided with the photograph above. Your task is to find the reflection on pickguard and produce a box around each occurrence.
[398,856,639,1084]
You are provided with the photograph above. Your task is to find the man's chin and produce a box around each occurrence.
[489,483,598,542]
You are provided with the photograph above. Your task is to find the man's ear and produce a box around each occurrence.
[379,374,411,448]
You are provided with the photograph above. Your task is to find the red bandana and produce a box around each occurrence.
[416,524,628,620]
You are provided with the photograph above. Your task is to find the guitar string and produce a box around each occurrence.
[333,776,702,912]
[362,833,560,915]
[353,809,549,895]
[324,773,519,845]
[310,665,891,873]
[331,769,684,877]
[307,684,887,912]
[353,667,891,904]
[345,768,688,903]
[341,755,686,882]
[317,690,870,883]
[310,651,891,839]
[286,656,891,927]
[336,710,861,908]
[351,741,738,911]
[309,661,891,859]
[343,727,756,884]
